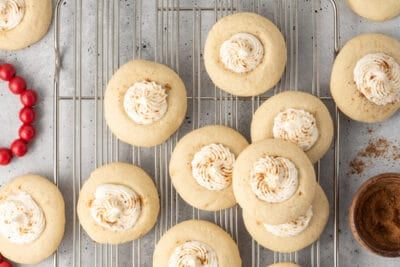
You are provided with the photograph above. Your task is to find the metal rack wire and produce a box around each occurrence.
[53,0,340,266]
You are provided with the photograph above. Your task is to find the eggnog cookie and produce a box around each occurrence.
[104,60,187,147]
[169,125,248,211]
[77,162,159,244]
[233,139,316,224]
[331,34,400,123]
[268,263,301,267]
[0,174,65,264]
[345,0,400,21]
[153,220,241,267]
[0,0,52,50]
[244,184,329,253]
[204,12,286,96]
[251,91,334,163]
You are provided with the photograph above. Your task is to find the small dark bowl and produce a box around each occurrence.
[349,173,400,257]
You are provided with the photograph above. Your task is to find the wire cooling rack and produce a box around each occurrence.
[52,0,340,266]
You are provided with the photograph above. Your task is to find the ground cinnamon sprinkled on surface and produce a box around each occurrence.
[358,138,389,158]
[349,159,365,175]
[393,145,400,161]
[349,138,400,175]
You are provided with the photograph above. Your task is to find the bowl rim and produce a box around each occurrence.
[349,172,400,258]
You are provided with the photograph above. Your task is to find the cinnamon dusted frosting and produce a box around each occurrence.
[250,156,298,203]
[168,240,219,267]
[90,184,141,231]
[191,144,235,191]
[0,191,46,244]
[0,0,25,31]
[354,53,400,106]
[220,33,264,74]
[273,108,319,151]
[123,80,168,125]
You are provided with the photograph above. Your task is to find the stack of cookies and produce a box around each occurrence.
[233,91,333,253]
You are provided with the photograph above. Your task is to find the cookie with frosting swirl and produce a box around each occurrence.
[251,91,333,164]
[204,12,286,96]
[0,0,53,50]
[105,60,187,147]
[170,125,248,211]
[243,184,329,253]
[77,162,159,244]
[233,139,317,225]
[153,220,241,267]
[331,33,400,123]
[0,174,65,264]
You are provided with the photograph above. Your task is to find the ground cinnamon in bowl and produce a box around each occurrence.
[350,173,400,257]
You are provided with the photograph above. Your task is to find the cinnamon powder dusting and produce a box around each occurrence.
[349,159,365,175]
[358,138,389,158]
[349,138,400,175]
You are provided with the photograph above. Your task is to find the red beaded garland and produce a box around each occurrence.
[0,149,12,165]
[0,64,15,81]
[11,139,28,157]
[0,63,37,165]
[19,124,36,141]
[9,76,26,94]
[0,261,12,267]
[20,89,38,106]
[19,107,36,124]
[0,253,12,267]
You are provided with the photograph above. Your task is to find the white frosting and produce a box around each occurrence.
[123,80,168,125]
[273,108,319,151]
[264,206,313,237]
[250,156,299,203]
[0,0,25,31]
[168,241,219,267]
[90,184,141,231]
[354,53,400,106]
[220,33,264,73]
[0,191,45,244]
[191,144,235,191]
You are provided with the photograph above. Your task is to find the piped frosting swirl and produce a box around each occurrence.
[168,240,219,267]
[273,108,319,151]
[354,53,400,106]
[90,184,141,231]
[123,80,168,125]
[220,33,264,73]
[0,0,25,31]
[0,191,46,244]
[191,144,235,191]
[250,156,298,203]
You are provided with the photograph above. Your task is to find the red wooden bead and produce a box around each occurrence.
[9,76,26,95]
[20,89,38,107]
[0,261,12,267]
[0,65,36,162]
[19,107,36,124]
[10,139,28,157]
[0,64,15,81]
[19,124,36,142]
[0,148,12,165]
